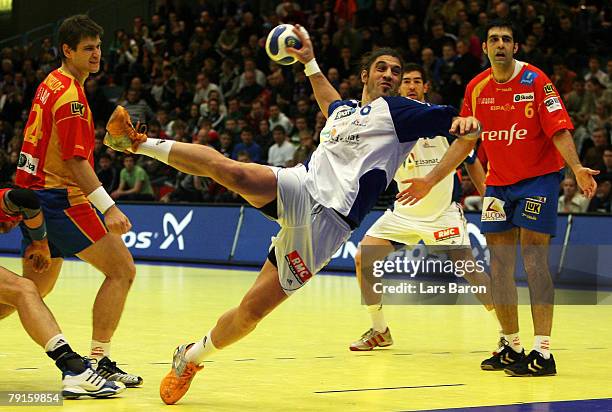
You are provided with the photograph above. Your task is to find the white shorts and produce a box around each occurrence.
[267,165,352,295]
[365,202,470,247]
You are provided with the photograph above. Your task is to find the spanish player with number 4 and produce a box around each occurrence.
[1,15,143,387]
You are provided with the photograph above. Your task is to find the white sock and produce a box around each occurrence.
[134,138,175,163]
[534,335,551,359]
[185,330,218,364]
[90,340,111,361]
[367,304,387,333]
[44,334,68,352]
[503,332,523,353]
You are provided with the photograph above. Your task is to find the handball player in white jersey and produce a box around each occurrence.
[104,25,480,404]
[348,64,500,351]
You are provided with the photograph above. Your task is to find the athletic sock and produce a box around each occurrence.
[503,332,523,353]
[45,335,86,374]
[367,304,387,333]
[134,138,174,163]
[533,335,551,359]
[90,340,111,362]
[44,334,68,353]
[185,330,218,364]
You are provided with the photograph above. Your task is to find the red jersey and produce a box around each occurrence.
[16,68,94,204]
[461,61,573,186]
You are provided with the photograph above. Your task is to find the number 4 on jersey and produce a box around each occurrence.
[24,103,44,145]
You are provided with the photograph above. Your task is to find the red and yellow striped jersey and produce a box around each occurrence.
[461,61,572,186]
[16,68,94,204]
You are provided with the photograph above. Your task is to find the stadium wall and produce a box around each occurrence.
[0,203,610,286]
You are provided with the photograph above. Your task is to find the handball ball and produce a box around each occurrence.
[265,24,308,65]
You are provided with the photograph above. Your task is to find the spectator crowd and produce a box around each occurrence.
[0,0,610,212]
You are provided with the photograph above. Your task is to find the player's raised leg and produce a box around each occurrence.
[504,228,556,376]
[0,267,125,398]
[76,233,142,387]
[160,259,288,405]
[105,109,277,209]
[350,235,395,351]
[480,229,526,370]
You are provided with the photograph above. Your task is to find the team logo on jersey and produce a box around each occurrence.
[328,133,360,144]
[544,96,562,112]
[35,87,50,105]
[285,250,312,284]
[543,83,556,96]
[414,158,440,167]
[513,92,534,102]
[45,73,65,93]
[17,152,39,175]
[481,197,507,221]
[403,152,416,169]
[481,123,527,146]
[526,196,547,203]
[520,70,538,85]
[334,107,355,120]
[70,101,85,116]
[351,118,368,127]
[434,227,460,242]
[490,104,515,111]
[478,97,495,104]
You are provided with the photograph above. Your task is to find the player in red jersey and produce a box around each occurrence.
[0,15,142,386]
[397,19,598,376]
[0,187,125,398]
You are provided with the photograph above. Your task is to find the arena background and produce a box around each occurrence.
[0,1,611,411]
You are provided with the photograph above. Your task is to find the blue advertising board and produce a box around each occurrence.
[0,204,609,284]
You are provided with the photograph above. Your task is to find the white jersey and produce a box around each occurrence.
[306,96,458,227]
[393,136,454,221]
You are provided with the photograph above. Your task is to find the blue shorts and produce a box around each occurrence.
[20,189,108,258]
[480,172,563,236]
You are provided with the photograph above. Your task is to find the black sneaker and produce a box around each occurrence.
[504,350,556,377]
[481,340,526,371]
[94,356,143,387]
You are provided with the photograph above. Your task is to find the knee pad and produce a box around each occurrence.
[4,189,41,219]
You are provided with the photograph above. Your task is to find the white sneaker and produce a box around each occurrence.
[62,367,126,399]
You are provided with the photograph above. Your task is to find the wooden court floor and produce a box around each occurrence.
[1,257,611,411]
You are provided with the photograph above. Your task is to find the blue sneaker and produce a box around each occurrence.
[62,366,126,399]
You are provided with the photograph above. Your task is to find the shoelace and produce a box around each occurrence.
[103,359,128,375]
[360,328,375,339]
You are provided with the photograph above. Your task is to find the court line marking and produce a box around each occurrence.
[315,383,465,394]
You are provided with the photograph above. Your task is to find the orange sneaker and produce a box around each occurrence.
[159,343,203,405]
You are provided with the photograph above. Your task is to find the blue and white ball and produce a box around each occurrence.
[265,24,306,65]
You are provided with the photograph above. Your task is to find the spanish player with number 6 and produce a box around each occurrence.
[396,19,599,377]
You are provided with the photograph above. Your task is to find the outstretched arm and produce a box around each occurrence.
[552,129,599,198]
[286,25,340,118]
[396,116,480,205]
